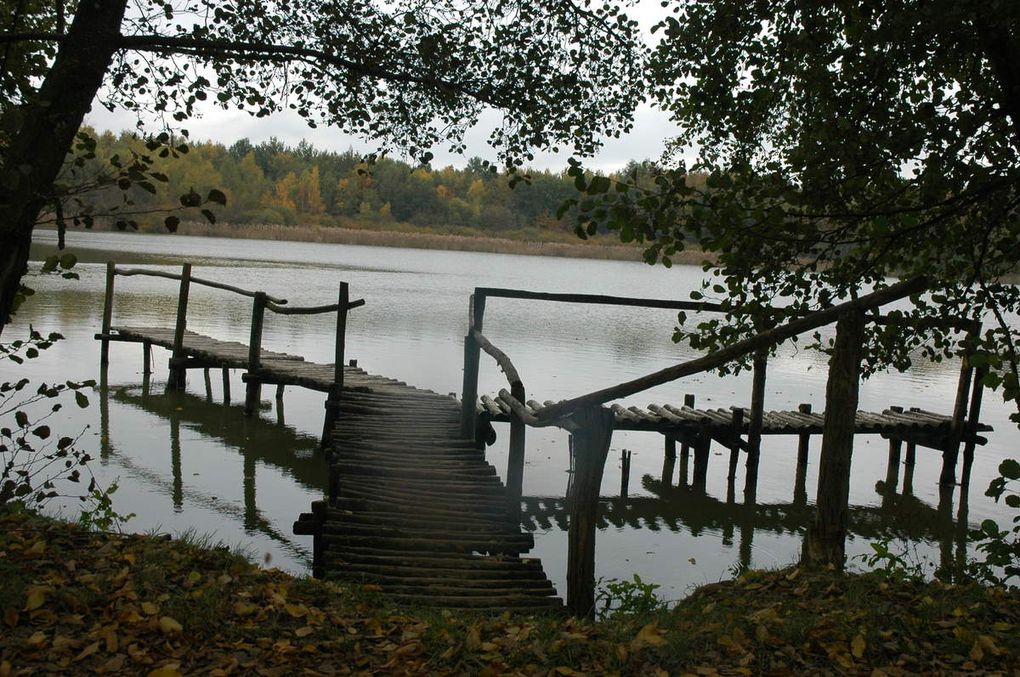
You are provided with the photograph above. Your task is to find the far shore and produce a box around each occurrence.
[39,221,713,265]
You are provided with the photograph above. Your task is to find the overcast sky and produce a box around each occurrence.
[83,1,682,174]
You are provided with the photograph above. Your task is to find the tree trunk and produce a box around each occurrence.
[0,0,128,334]
[802,309,866,569]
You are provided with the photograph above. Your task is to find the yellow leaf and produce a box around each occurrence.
[851,634,866,659]
[969,639,984,662]
[23,586,50,611]
[122,552,136,566]
[74,641,101,662]
[295,626,313,638]
[754,625,769,643]
[466,626,482,651]
[26,540,45,556]
[141,602,159,616]
[26,631,47,648]
[3,608,18,628]
[631,623,668,651]
[158,616,183,635]
[147,664,182,677]
[977,634,1001,656]
[285,603,308,618]
[552,668,584,676]
[185,571,202,587]
[233,601,256,616]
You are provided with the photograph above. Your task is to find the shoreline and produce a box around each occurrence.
[39,222,713,265]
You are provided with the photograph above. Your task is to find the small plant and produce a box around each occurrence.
[856,537,930,583]
[596,573,667,618]
[968,459,1020,589]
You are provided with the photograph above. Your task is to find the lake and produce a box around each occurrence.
[8,228,1016,603]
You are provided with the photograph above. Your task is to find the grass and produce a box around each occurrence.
[2,506,1018,675]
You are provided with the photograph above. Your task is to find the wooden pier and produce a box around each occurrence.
[97,264,993,618]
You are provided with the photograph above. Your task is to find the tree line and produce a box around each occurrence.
[72,130,642,235]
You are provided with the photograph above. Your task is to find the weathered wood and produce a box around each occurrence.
[265,297,364,315]
[886,406,904,490]
[941,351,975,486]
[475,287,727,312]
[322,282,349,447]
[167,263,192,390]
[535,277,927,423]
[506,380,527,518]
[244,291,267,416]
[793,403,812,505]
[114,266,286,304]
[692,433,711,492]
[727,408,744,482]
[961,365,987,487]
[804,310,866,570]
[679,394,695,484]
[743,349,768,503]
[566,407,614,618]
[100,261,116,365]
[620,449,632,497]
[142,341,151,375]
[460,293,485,437]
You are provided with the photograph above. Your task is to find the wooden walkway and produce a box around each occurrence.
[101,326,562,611]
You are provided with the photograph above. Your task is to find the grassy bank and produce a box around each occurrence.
[153,220,713,264]
[2,508,1018,675]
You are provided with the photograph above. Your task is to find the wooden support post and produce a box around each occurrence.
[692,433,711,493]
[244,291,267,416]
[321,282,350,448]
[203,368,213,401]
[142,341,152,375]
[620,449,632,497]
[169,409,183,511]
[505,380,527,519]
[99,367,111,461]
[803,309,865,570]
[793,403,812,505]
[727,408,744,482]
[276,385,286,426]
[460,293,485,438]
[885,406,904,490]
[168,263,192,390]
[941,352,974,486]
[961,366,986,488]
[661,437,677,488]
[904,441,916,495]
[566,406,614,618]
[100,261,115,365]
[743,350,768,503]
[677,393,693,483]
[221,367,231,403]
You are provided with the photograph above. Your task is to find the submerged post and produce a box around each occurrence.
[803,309,865,569]
[678,393,695,485]
[941,350,975,486]
[961,365,986,487]
[566,406,614,618]
[885,406,904,490]
[793,402,812,505]
[460,292,486,439]
[244,291,267,416]
[168,263,192,390]
[100,261,116,365]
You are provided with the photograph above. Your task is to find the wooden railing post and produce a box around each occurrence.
[505,380,527,519]
[100,261,116,365]
[941,348,975,486]
[244,291,267,416]
[727,407,744,482]
[566,406,614,618]
[743,349,768,503]
[793,402,812,505]
[885,405,904,490]
[460,292,486,438]
[167,263,192,390]
[961,365,986,487]
[678,393,695,485]
[321,282,349,448]
[803,309,866,569]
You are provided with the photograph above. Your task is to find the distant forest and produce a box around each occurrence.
[71,129,659,238]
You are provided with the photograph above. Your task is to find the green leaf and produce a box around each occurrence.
[1000,459,1020,480]
[164,216,181,232]
[32,426,50,439]
[207,188,227,205]
[15,411,28,427]
[74,391,89,408]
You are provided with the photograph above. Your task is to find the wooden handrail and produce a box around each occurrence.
[475,287,727,312]
[266,298,365,315]
[113,266,288,305]
[472,328,523,388]
[533,276,929,423]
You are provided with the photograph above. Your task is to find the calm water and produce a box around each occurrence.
[8,229,1017,601]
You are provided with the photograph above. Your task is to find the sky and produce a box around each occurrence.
[83,1,683,174]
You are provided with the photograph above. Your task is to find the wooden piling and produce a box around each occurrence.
[679,393,694,484]
[727,408,744,482]
[566,406,614,618]
[961,366,986,487]
[661,444,676,488]
[100,262,116,365]
[804,309,865,569]
[321,282,349,447]
[793,403,812,505]
[620,449,632,497]
[167,264,192,390]
[203,368,213,400]
[692,433,711,493]
[885,406,904,490]
[244,291,267,416]
[222,367,231,403]
[505,380,527,518]
[460,293,486,438]
[941,353,974,486]
[743,350,768,503]
[142,341,151,375]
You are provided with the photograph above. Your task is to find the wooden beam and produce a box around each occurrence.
[505,381,527,519]
[566,406,613,618]
[460,293,485,438]
[803,309,866,569]
[167,263,192,390]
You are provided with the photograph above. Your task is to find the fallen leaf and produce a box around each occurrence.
[23,586,50,611]
[631,623,668,651]
[3,608,18,628]
[295,626,313,638]
[851,634,866,659]
[285,603,308,618]
[158,616,183,635]
[969,639,984,662]
[74,641,101,662]
[141,602,159,616]
[147,664,182,677]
